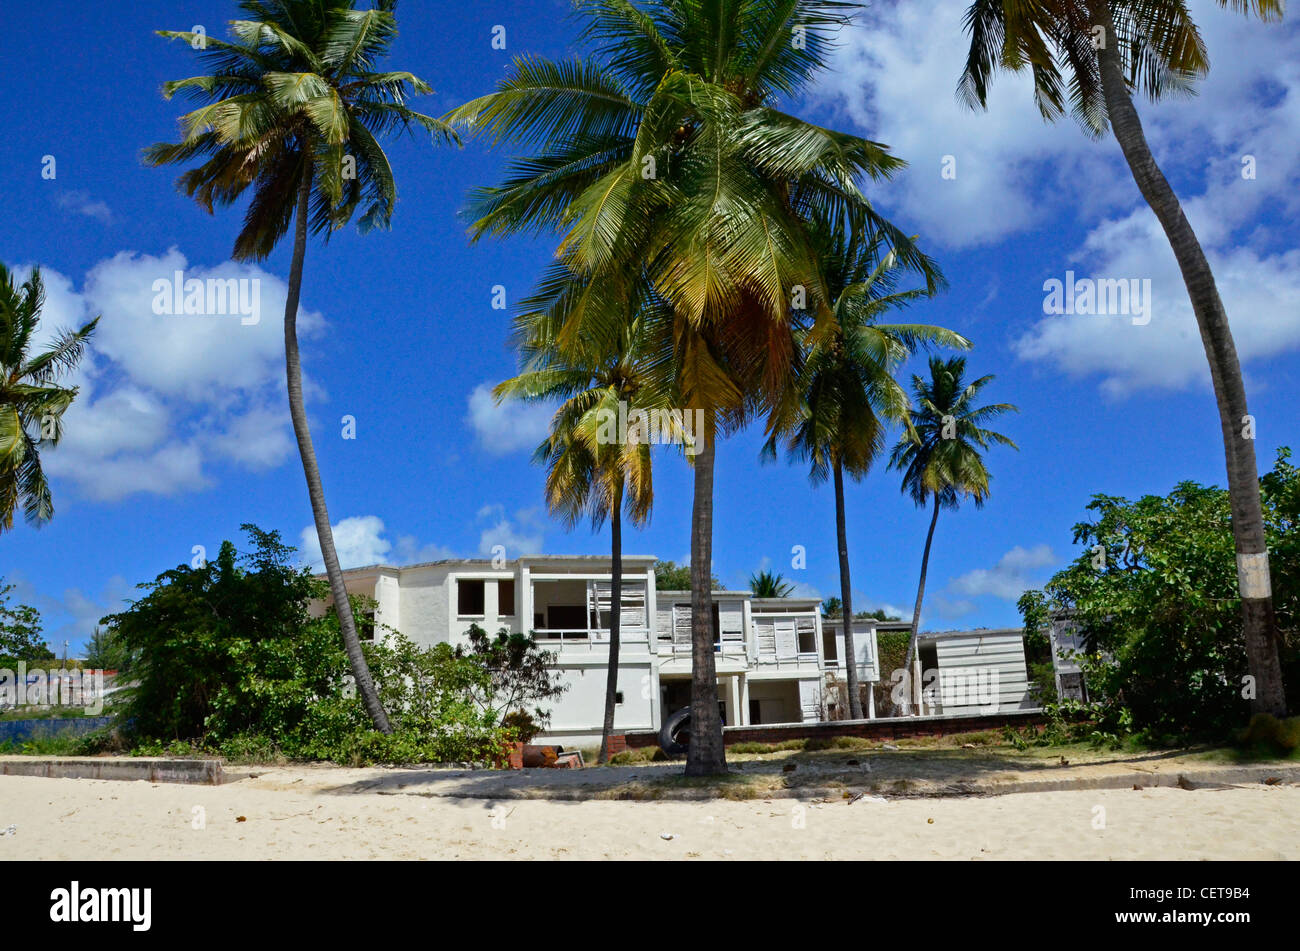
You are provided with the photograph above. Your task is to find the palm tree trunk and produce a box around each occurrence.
[833,458,863,719]
[685,416,726,776]
[598,481,624,764]
[1093,1,1286,716]
[283,168,392,733]
[903,493,941,715]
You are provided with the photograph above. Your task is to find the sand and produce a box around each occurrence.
[1,766,1296,860]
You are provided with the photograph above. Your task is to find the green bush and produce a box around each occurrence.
[100,525,521,765]
[1239,713,1300,753]
[1019,449,1300,741]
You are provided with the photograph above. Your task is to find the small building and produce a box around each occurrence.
[911,628,1035,715]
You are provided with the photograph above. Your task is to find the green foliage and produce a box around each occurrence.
[102,526,328,740]
[501,709,542,744]
[0,579,54,665]
[82,625,133,673]
[101,525,518,765]
[748,570,794,598]
[1020,449,1300,741]
[0,264,99,533]
[655,560,720,592]
[889,356,1019,513]
[821,596,842,617]
[147,0,455,262]
[1239,713,1300,755]
[856,608,901,621]
[455,624,568,727]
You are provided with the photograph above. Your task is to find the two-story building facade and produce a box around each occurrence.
[321,554,883,745]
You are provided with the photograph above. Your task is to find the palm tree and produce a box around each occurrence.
[0,266,98,534]
[765,232,968,717]
[957,1,1288,714]
[446,0,940,775]
[145,0,456,733]
[749,570,795,598]
[495,277,672,763]
[889,356,1017,713]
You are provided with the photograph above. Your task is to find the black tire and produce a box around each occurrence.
[659,706,691,757]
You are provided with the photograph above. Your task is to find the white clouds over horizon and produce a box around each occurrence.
[298,515,456,572]
[811,2,1300,396]
[16,250,328,502]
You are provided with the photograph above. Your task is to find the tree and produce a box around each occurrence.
[957,0,1288,716]
[765,229,967,716]
[83,625,134,673]
[101,526,331,739]
[146,0,456,732]
[889,357,1018,712]
[1019,448,1300,737]
[455,625,569,729]
[749,570,794,598]
[821,596,843,617]
[856,608,900,621]
[655,560,720,592]
[447,0,940,775]
[0,579,54,664]
[0,265,98,533]
[494,285,667,762]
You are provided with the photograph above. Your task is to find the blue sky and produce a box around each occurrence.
[2,0,1298,654]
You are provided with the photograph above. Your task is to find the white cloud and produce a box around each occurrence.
[948,544,1056,601]
[298,516,455,572]
[466,383,553,455]
[476,504,544,556]
[54,191,112,226]
[12,250,326,501]
[299,516,392,571]
[205,403,295,471]
[811,2,1120,249]
[83,249,323,400]
[811,2,1300,396]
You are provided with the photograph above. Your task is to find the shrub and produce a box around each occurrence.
[1239,713,1300,754]
[100,525,519,765]
[1018,449,1300,741]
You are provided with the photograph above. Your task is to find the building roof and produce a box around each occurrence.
[328,553,659,576]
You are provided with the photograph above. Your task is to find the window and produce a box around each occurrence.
[798,624,817,655]
[547,604,586,630]
[498,579,516,617]
[457,579,485,616]
[615,691,624,704]
[823,632,838,662]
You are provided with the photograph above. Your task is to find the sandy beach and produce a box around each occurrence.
[1,767,1296,860]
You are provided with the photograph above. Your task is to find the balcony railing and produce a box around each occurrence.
[534,628,651,650]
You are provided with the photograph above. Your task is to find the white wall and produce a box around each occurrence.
[932,632,1033,714]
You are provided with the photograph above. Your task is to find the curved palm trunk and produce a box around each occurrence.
[903,493,941,715]
[284,169,392,733]
[1094,2,1285,716]
[833,459,863,719]
[685,417,726,776]
[598,481,624,764]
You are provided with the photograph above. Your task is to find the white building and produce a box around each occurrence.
[321,555,882,746]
